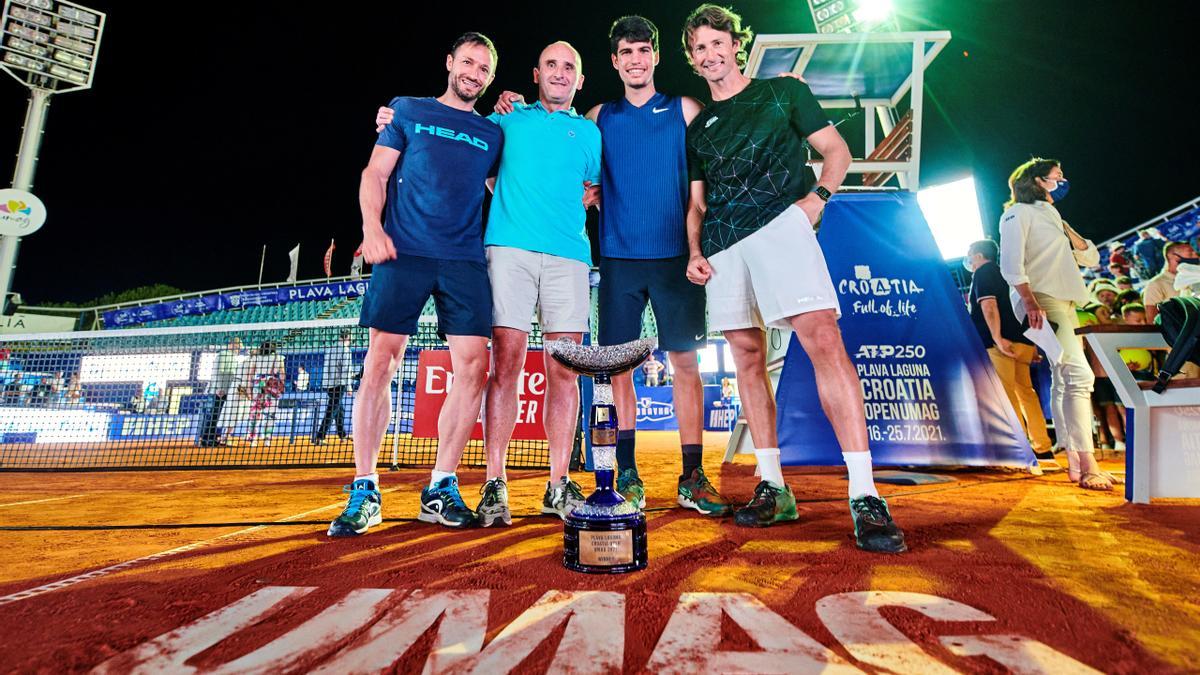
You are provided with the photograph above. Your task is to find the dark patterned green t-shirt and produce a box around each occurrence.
[686,77,832,257]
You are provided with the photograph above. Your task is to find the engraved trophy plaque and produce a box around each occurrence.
[544,337,655,574]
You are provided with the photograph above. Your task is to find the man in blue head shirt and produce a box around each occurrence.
[328,32,503,537]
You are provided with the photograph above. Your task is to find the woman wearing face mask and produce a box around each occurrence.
[998,158,1114,491]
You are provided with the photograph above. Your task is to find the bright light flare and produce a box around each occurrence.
[853,0,895,24]
[916,176,986,261]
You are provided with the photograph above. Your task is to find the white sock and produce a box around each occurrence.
[754,448,785,487]
[430,470,455,488]
[842,452,878,498]
[355,473,380,488]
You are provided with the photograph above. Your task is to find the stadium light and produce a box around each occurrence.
[853,0,894,25]
[916,176,986,261]
[0,0,107,311]
[807,0,900,33]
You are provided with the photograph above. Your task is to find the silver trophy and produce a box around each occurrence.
[544,337,655,574]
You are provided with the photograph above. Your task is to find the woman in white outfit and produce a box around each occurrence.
[999,158,1113,491]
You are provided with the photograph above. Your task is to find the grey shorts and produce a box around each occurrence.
[486,246,591,333]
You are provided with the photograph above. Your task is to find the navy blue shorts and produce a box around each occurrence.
[598,255,707,352]
[359,253,492,337]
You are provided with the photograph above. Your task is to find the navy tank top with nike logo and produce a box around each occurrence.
[595,92,688,259]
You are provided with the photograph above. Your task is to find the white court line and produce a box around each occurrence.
[161,480,197,487]
[0,494,86,508]
[0,488,401,607]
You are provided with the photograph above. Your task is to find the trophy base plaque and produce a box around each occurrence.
[563,502,648,574]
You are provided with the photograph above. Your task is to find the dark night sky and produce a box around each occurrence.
[1,1,1193,304]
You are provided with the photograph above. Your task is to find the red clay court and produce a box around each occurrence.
[2,432,1196,673]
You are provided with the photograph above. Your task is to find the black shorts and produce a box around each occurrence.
[1091,376,1118,406]
[359,253,492,337]
[598,255,707,352]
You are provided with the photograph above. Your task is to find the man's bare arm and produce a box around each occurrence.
[681,96,704,126]
[979,297,1016,357]
[359,145,401,263]
[793,125,851,226]
[685,180,712,285]
[807,124,851,194]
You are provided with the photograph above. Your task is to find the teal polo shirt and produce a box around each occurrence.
[485,101,601,265]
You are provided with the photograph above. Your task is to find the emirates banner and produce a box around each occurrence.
[413,349,547,440]
[776,192,1035,468]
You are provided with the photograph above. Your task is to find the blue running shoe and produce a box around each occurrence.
[418,476,477,528]
[327,478,382,537]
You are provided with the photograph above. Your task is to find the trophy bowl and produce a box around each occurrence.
[544,337,655,574]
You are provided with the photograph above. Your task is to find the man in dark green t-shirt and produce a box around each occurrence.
[681,3,905,553]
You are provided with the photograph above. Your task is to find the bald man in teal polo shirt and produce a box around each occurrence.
[376,41,600,526]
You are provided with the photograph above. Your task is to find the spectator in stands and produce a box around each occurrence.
[295,366,309,392]
[66,374,82,405]
[1114,289,1141,315]
[1143,240,1200,380]
[199,337,242,447]
[314,329,353,445]
[1091,280,1119,323]
[1107,242,1131,278]
[965,239,1054,459]
[1119,304,1158,381]
[999,157,1112,491]
[1132,228,1166,281]
[642,353,665,387]
[1143,241,1198,322]
[247,340,286,447]
[1114,275,1133,292]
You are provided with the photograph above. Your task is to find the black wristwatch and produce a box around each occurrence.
[812,186,832,202]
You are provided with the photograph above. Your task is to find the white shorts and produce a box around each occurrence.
[487,246,591,333]
[706,204,841,332]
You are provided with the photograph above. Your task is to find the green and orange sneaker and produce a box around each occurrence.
[733,480,798,527]
[617,468,646,509]
[677,467,733,516]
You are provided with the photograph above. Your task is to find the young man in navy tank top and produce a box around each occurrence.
[492,16,734,517]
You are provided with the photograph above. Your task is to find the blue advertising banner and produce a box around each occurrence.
[103,280,371,327]
[634,385,727,431]
[776,192,1035,468]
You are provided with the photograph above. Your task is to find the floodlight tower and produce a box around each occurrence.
[0,0,106,309]
[807,0,901,33]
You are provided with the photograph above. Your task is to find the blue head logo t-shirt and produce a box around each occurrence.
[375,97,503,262]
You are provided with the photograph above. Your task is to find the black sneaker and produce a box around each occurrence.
[733,481,798,527]
[418,476,476,528]
[849,495,907,553]
[476,477,512,527]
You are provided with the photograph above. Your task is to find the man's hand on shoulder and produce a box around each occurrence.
[582,181,601,209]
[494,91,525,115]
[375,106,395,133]
[774,72,808,83]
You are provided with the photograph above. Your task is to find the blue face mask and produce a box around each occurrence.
[1048,178,1070,201]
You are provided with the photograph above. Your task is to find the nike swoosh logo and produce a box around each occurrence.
[705,116,718,128]
[652,107,668,114]
[695,334,706,341]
